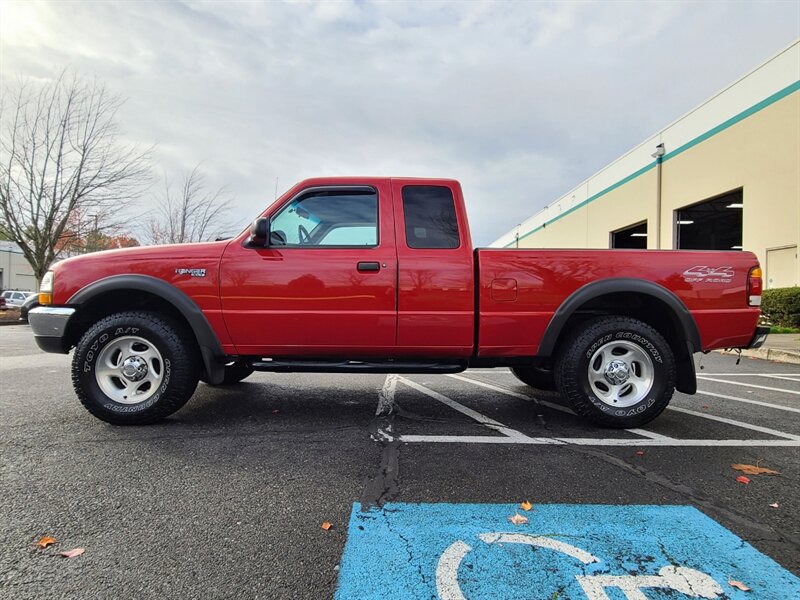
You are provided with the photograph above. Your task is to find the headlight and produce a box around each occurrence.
[39,271,54,305]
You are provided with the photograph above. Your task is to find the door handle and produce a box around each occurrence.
[357,261,381,272]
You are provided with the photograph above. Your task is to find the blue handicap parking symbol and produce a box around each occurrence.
[335,503,800,599]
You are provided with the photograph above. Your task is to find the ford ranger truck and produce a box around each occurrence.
[28,177,769,428]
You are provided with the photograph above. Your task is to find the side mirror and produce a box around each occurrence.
[248,217,270,248]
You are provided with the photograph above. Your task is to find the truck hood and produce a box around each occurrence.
[51,240,231,303]
[55,240,229,270]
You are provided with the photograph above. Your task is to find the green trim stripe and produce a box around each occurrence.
[505,79,800,248]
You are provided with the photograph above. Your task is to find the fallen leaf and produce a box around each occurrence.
[59,548,85,558]
[736,476,750,484]
[729,580,751,592]
[508,513,528,526]
[769,502,779,508]
[321,522,332,531]
[520,501,532,511]
[37,536,56,549]
[635,451,645,456]
[732,463,780,476]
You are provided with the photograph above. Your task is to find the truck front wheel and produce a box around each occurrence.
[71,311,199,425]
[555,316,675,428]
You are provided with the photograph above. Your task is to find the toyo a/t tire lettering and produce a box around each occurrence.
[555,316,676,428]
[72,311,199,425]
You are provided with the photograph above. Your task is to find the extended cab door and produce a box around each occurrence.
[219,180,398,356]
[391,179,475,357]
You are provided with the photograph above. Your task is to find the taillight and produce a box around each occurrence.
[747,266,762,306]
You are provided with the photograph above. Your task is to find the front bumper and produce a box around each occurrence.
[747,326,770,349]
[28,306,75,353]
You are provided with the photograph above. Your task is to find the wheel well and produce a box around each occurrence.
[65,290,199,354]
[551,292,697,393]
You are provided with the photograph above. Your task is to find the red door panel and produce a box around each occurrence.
[219,181,397,356]
[391,179,475,357]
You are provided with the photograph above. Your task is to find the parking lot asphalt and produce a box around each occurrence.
[1,324,799,599]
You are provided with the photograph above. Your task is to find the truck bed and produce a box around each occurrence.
[476,248,760,357]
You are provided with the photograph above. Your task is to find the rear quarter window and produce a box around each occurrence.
[401,185,460,249]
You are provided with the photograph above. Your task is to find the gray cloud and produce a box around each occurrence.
[1,0,797,244]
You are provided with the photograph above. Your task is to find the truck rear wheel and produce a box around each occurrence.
[510,365,557,391]
[71,311,199,425]
[555,316,675,428]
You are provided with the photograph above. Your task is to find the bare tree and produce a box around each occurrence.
[147,165,232,244]
[0,72,150,282]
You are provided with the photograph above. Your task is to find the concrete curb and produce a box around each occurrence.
[718,347,800,365]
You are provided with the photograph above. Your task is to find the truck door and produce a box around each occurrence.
[391,180,475,357]
[219,182,398,356]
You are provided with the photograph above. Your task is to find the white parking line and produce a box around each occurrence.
[626,429,674,440]
[447,374,671,439]
[694,389,800,414]
[371,374,398,442]
[759,374,800,383]
[388,374,800,447]
[468,371,800,377]
[397,377,532,441]
[447,374,574,414]
[695,373,800,377]
[462,371,800,415]
[667,406,800,440]
[397,435,800,446]
[697,376,800,396]
[448,374,528,399]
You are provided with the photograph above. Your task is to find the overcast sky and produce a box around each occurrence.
[1,1,798,245]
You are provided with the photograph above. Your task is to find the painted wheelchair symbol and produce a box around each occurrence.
[436,533,724,600]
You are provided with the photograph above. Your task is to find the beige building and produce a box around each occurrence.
[491,41,800,290]
[0,241,36,291]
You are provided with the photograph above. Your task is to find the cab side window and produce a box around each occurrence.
[401,185,460,249]
[270,189,378,247]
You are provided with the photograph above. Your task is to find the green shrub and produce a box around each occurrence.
[761,287,800,328]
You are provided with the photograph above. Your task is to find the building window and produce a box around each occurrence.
[611,221,647,249]
[676,189,743,251]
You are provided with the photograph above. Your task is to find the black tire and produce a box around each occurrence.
[71,311,199,425]
[510,365,557,391]
[201,364,254,386]
[554,316,675,428]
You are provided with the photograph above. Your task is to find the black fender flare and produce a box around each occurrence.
[538,278,700,394]
[68,275,226,384]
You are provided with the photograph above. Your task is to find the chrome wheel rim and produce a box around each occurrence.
[587,340,654,408]
[95,336,164,404]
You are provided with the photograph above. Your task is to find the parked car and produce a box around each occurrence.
[28,176,768,428]
[19,293,40,322]
[0,296,6,310]
[1,290,35,307]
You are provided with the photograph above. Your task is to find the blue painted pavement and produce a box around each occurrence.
[335,503,800,600]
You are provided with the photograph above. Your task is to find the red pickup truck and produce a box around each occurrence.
[29,177,768,428]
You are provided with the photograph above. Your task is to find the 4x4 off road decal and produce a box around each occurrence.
[682,266,734,284]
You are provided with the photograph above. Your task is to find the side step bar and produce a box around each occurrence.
[247,359,467,374]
